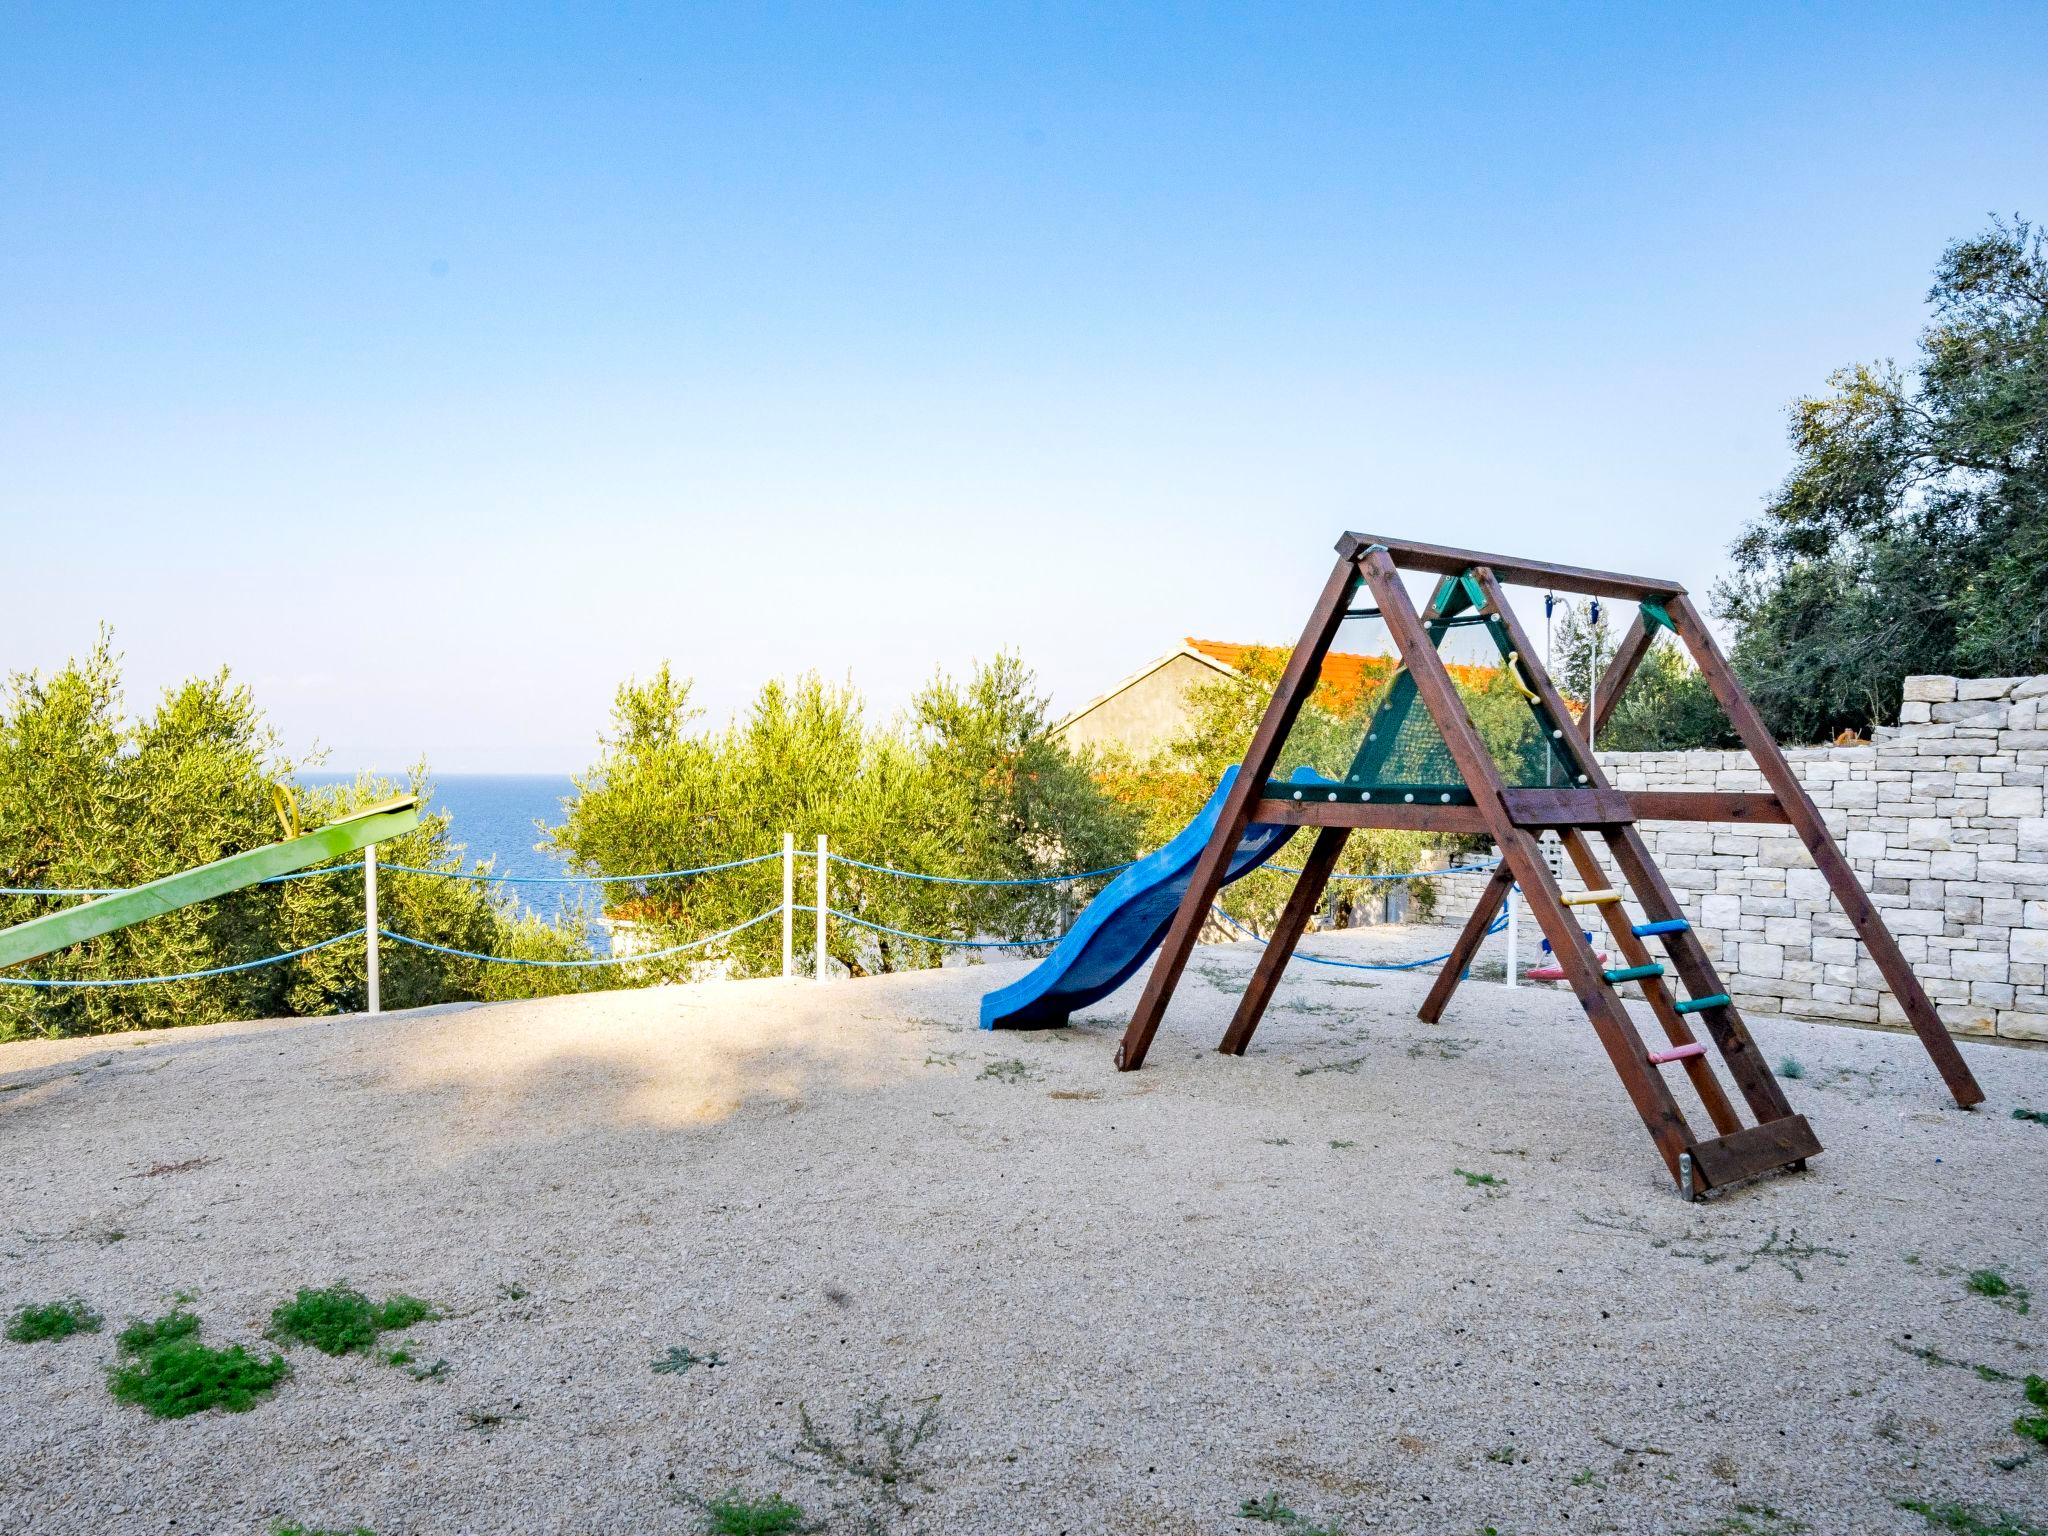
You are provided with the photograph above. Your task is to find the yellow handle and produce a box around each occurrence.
[271,782,301,840]
[1505,652,1541,702]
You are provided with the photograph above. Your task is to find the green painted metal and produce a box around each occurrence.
[1674,993,1731,1014]
[0,796,419,971]
[1639,599,1676,634]
[1602,963,1666,984]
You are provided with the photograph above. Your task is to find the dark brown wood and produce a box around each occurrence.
[1499,787,1635,828]
[1472,565,1797,1132]
[1218,827,1349,1056]
[1688,1115,1823,1191]
[1590,613,1656,740]
[1252,798,1492,832]
[1626,791,1790,824]
[1337,533,1685,603]
[1252,791,1786,829]
[1115,555,1361,1072]
[1666,594,1985,1109]
[1418,865,1515,1024]
[1360,551,1700,1185]
[1557,829,1741,1137]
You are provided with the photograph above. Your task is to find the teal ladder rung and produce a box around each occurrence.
[1631,918,1690,938]
[1674,993,1730,1015]
[1603,963,1665,984]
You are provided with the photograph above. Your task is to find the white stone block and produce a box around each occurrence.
[2010,927,2048,964]
[1740,942,1786,979]
[1953,948,2010,983]
[1902,675,1958,703]
[1988,784,2045,818]
[1958,677,2022,700]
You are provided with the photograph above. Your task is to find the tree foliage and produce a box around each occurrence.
[548,654,1142,977]
[0,633,591,1040]
[1719,215,2048,740]
[1548,602,1737,754]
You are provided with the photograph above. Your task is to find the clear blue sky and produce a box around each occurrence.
[6,3,2044,771]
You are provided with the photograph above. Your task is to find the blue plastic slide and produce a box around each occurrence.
[979,766,1306,1029]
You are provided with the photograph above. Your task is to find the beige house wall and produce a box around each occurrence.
[1054,651,1234,758]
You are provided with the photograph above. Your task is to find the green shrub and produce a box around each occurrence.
[108,1310,288,1418]
[699,1491,809,1535]
[6,1298,102,1342]
[268,1286,437,1356]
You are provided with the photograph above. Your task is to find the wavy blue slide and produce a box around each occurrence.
[979,766,1307,1029]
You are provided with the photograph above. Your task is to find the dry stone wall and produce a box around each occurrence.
[1421,674,2048,1043]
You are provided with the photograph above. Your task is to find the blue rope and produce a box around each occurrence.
[798,905,1055,949]
[0,928,368,988]
[378,906,782,967]
[824,854,1134,887]
[377,851,782,884]
[2,862,365,898]
[1213,907,1507,972]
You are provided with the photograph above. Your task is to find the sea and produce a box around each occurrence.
[301,773,587,927]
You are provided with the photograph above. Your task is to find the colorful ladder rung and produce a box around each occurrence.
[1647,1042,1706,1065]
[1563,889,1621,907]
[1674,993,1730,1014]
[1603,963,1665,983]
[1631,918,1690,937]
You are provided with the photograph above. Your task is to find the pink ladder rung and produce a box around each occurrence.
[1647,1042,1707,1065]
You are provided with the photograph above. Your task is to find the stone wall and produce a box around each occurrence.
[1565,674,2046,1042]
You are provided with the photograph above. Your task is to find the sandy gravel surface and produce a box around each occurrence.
[2,926,2045,1536]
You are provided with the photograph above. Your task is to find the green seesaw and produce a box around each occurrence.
[0,793,420,971]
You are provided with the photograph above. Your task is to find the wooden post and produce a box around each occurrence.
[1359,550,1700,1183]
[1418,864,1514,1023]
[1666,594,1984,1108]
[1115,555,1361,1071]
[1218,826,1348,1055]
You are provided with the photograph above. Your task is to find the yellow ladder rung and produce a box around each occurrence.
[1562,889,1621,907]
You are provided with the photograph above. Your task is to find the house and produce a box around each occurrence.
[1052,637,1503,759]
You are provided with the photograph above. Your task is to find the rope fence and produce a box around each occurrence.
[2,834,1519,993]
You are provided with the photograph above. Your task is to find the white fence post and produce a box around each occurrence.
[782,832,795,979]
[1504,883,1517,988]
[365,842,381,1016]
[814,834,828,982]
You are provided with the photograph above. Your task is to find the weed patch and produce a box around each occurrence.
[1235,1491,1343,1534]
[1681,1504,1808,1536]
[6,1297,101,1342]
[1296,1055,1368,1077]
[1890,1339,2014,1382]
[653,1345,724,1374]
[268,1285,438,1356]
[2013,1108,2048,1127]
[1454,1168,1507,1195]
[1777,1056,1805,1080]
[977,1059,1037,1084]
[696,1491,812,1535]
[1966,1269,2032,1315]
[2017,1375,2048,1448]
[274,1526,377,1535]
[108,1309,289,1419]
[1899,1500,2048,1536]
[1408,1037,1476,1060]
[787,1394,940,1510]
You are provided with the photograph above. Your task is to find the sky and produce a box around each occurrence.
[5,3,2046,772]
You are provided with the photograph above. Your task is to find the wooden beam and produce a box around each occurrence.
[1589,612,1657,740]
[1115,555,1361,1071]
[1337,533,1684,603]
[1218,826,1348,1056]
[1625,791,1789,824]
[1472,567,1797,1138]
[1,799,420,972]
[1418,865,1514,1024]
[1361,551,1701,1185]
[1666,594,1985,1109]
[1500,788,1635,828]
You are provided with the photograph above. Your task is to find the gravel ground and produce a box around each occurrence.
[2,924,2045,1536]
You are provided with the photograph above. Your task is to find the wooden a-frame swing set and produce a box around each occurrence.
[1112,533,1985,1199]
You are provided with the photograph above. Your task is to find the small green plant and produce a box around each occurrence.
[1454,1168,1506,1193]
[653,1345,724,1374]
[1777,1056,1805,1080]
[977,1058,1036,1084]
[1966,1269,2033,1314]
[6,1297,102,1342]
[108,1309,289,1419]
[1899,1499,2048,1536]
[268,1285,438,1355]
[2013,1107,2048,1127]
[1569,1467,1604,1488]
[698,1491,810,1536]
[788,1394,940,1509]
[2017,1374,2048,1448]
[1241,1494,1297,1523]
[1485,1444,1522,1464]
[274,1525,378,1536]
